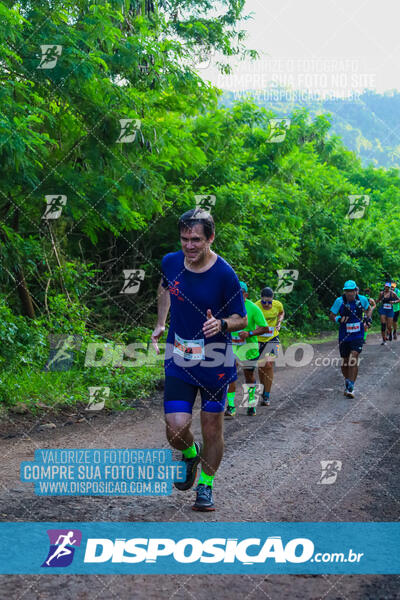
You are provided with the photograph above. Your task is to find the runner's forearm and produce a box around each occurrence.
[253,325,270,336]
[226,314,247,332]
[156,281,170,326]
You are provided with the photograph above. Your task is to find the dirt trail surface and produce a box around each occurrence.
[0,334,399,599]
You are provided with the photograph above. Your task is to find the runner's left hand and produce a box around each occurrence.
[203,309,221,338]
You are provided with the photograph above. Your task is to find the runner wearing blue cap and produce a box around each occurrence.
[329,280,372,398]
[375,283,399,344]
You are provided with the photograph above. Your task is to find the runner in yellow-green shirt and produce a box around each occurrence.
[391,281,400,340]
[255,287,285,406]
[225,281,271,418]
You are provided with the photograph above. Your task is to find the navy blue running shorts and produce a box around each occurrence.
[339,339,364,358]
[164,376,227,414]
[378,306,394,318]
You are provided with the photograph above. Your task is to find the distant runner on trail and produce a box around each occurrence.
[151,208,247,512]
[255,287,284,407]
[376,282,399,344]
[224,281,270,418]
[391,281,400,340]
[329,280,372,398]
[362,288,376,343]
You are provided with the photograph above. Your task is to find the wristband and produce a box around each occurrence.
[335,316,341,323]
[248,330,254,337]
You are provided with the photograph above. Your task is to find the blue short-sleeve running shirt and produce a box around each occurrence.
[161,250,246,389]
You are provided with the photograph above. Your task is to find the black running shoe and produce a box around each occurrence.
[174,442,201,491]
[247,406,256,416]
[224,405,236,418]
[192,484,215,511]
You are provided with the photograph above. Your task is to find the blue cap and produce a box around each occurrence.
[239,281,248,292]
[385,282,391,287]
[343,280,357,290]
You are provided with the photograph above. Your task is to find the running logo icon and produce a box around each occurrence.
[276,269,299,294]
[116,119,141,143]
[318,460,342,485]
[191,48,213,70]
[43,335,82,372]
[42,529,82,568]
[267,118,291,143]
[194,195,216,214]
[37,45,62,69]
[240,384,264,407]
[42,195,67,220]
[87,386,110,411]
[120,269,145,294]
[347,195,370,219]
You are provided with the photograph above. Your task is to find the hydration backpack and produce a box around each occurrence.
[340,294,363,320]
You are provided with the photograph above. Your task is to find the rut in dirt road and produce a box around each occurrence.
[0,334,399,599]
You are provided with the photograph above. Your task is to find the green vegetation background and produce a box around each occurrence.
[1,1,399,413]
[222,88,400,169]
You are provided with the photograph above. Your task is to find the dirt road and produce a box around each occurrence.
[0,334,399,599]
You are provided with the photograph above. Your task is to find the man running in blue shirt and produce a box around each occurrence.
[151,208,247,511]
[329,280,372,398]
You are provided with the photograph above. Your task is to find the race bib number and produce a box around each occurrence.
[383,303,392,309]
[266,326,275,336]
[173,333,205,360]
[231,330,245,345]
[346,322,361,333]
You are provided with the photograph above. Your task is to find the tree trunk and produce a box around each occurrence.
[14,266,36,318]
[7,202,36,318]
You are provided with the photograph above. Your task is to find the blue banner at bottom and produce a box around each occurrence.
[0,522,398,574]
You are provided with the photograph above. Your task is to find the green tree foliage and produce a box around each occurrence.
[1,1,400,410]
[222,88,400,168]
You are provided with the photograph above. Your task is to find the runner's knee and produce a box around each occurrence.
[165,414,191,442]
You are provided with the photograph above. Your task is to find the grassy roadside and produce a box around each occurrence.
[0,324,382,418]
[280,325,382,347]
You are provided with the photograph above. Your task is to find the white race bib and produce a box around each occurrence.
[173,333,205,360]
[231,332,245,345]
[346,322,361,333]
[383,303,392,309]
[262,327,275,337]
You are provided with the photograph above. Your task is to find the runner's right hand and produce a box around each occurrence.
[151,324,165,355]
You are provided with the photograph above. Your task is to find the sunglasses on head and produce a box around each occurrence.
[261,299,273,305]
